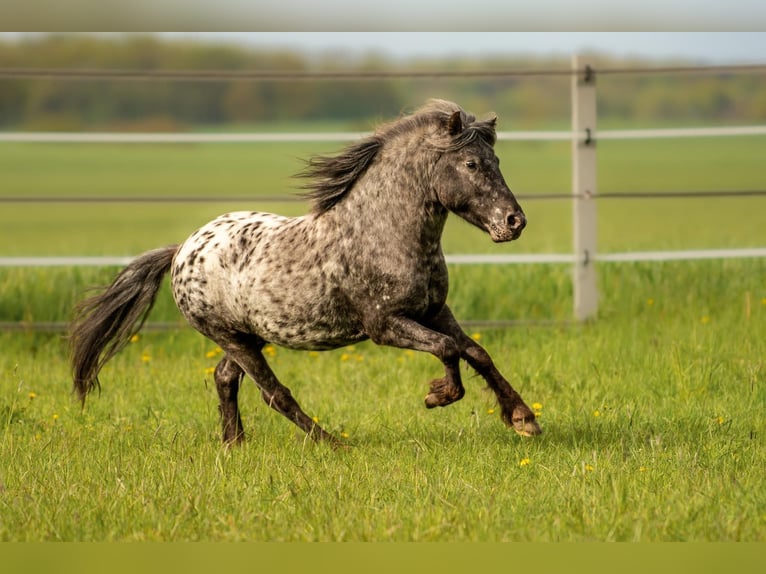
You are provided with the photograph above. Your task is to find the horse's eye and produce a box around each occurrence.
[465,160,477,170]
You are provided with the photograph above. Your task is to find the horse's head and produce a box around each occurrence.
[431,108,526,243]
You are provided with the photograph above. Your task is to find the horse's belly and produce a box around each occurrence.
[251,316,368,351]
[234,275,366,350]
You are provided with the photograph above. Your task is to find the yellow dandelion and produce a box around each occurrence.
[355,354,364,362]
[264,345,277,357]
[593,410,601,418]
[312,416,320,424]
[204,366,216,375]
[28,392,37,400]
[716,416,725,425]
[584,464,594,472]
[340,353,351,361]
[639,466,647,472]
[519,457,530,467]
[532,402,543,411]
[487,408,495,415]
[647,298,654,306]
[340,431,349,439]
[761,297,766,306]
[309,351,320,358]
[205,348,223,359]
[130,334,140,343]
[700,316,711,325]
[141,353,151,363]
[52,413,59,421]
[471,332,482,341]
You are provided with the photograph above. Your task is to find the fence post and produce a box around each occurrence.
[571,55,599,320]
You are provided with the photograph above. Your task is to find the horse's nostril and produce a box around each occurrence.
[508,212,526,230]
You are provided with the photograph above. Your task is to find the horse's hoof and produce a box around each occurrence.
[508,404,542,437]
[424,391,463,408]
[424,378,465,408]
[513,418,542,437]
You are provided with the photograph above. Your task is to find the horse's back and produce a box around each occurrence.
[172,210,290,291]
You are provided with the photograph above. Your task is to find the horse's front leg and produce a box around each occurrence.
[425,306,541,437]
[365,315,465,408]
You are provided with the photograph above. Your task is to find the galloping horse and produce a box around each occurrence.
[70,99,541,445]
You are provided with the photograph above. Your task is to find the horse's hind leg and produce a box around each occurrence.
[222,335,341,446]
[426,306,541,437]
[214,355,246,444]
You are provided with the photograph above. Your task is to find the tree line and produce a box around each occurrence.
[1,35,764,131]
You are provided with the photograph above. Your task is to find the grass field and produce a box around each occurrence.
[1,135,765,541]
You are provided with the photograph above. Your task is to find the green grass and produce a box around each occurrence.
[1,260,765,540]
[1,135,765,541]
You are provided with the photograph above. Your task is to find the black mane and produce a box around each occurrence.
[298,135,383,214]
[297,100,497,214]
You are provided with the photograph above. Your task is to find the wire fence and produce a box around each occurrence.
[2,60,766,327]
[2,124,765,206]
[2,124,766,144]
[2,63,766,81]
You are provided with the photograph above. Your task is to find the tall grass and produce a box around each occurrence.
[1,259,764,541]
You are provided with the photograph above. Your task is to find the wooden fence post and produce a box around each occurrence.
[571,55,599,320]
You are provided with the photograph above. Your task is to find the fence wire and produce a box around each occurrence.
[2,63,766,82]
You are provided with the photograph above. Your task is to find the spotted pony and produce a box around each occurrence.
[70,99,541,445]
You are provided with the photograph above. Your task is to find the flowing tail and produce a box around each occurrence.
[70,245,179,404]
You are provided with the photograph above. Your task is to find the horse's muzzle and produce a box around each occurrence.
[489,211,527,242]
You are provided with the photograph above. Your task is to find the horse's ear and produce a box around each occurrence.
[488,114,497,128]
[447,110,463,135]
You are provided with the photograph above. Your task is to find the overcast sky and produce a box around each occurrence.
[166,32,766,64]
[3,32,766,65]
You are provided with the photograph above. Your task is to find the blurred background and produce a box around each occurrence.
[1,32,766,132]
[1,32,765,324]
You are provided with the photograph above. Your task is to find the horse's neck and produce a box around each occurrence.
[321,156,447,250]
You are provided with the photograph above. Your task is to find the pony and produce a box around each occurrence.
[70,99,541,445]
